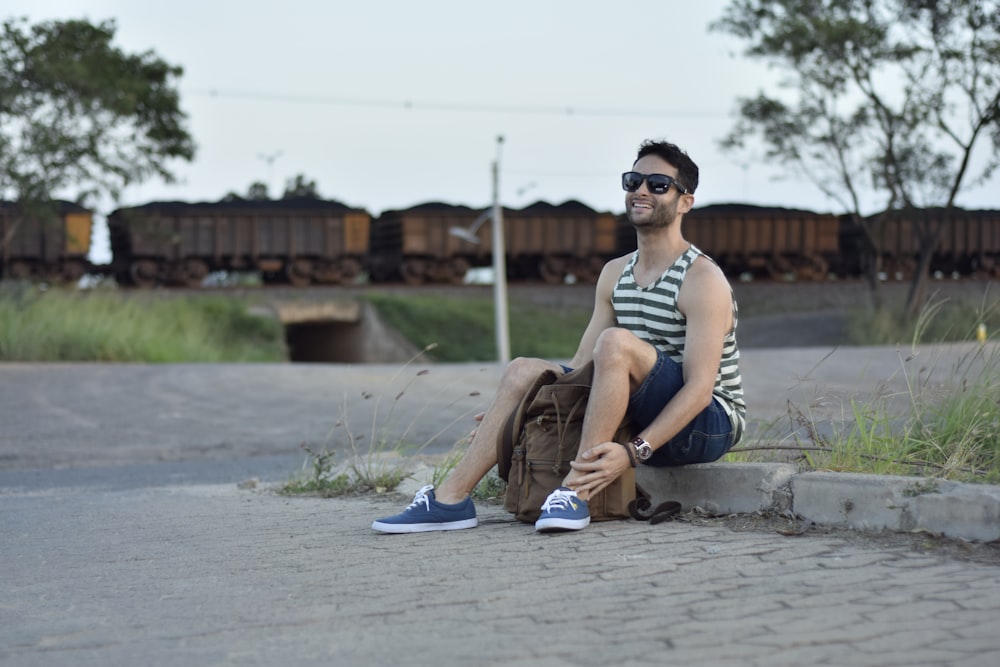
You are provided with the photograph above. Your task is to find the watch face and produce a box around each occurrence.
[631,437,652,460]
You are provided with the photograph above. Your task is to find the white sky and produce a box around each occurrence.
[7,0,1000,224]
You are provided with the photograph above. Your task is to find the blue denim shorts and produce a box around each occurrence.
[627,350,736,467]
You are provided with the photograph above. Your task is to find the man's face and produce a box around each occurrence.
[625,154,684,229]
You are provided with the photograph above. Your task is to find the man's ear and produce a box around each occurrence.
[679,194,695,215]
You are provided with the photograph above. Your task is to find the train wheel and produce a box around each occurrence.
[794,255,828,282]
[339,258,362,283]
[182,259,209,287]
[311,262,342,285]
[884,256,916,281]
[129,260,159,288]
[577,256,605,283]
[766,256,794,281]
[448,258,470,284]
[286,259,313,287]
[8,261,32,280]
[60,260,87,283]
[400,259,427,285]
[539,257,566,285]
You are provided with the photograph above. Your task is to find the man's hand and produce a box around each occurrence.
[565,441,632,501]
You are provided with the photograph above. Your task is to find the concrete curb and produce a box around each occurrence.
[791,471,1000,543]
[636,462,1000,543]
[393,458,1000,543]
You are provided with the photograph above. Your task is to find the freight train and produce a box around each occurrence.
[2,198,999,286]
[103,198,620,287]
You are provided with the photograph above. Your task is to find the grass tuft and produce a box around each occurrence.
[278,344,487,497]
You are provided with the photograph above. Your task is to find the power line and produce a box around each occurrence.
[185,88,730,119]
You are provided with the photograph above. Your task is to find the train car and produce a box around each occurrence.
[877,208,1000,279]
[505,200,619,284]
[368,202,486,284]
[685,204,840,280]
[369,199,619,285]
[618,203,841,280]
[108,198,370,287]
[0,200,92,282]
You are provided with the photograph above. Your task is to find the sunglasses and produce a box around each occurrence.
[621,171,689,195]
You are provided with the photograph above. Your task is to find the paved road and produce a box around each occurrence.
[3,485,998,666]
[2,343,990,470]
[2,343,999,666]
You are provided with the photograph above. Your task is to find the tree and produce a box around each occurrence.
[282,174,320,199]
[246,182,270,201]
[712,0,1000,314]
[0,17,195,273]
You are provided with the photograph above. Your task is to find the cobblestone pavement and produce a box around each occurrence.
[3,481,999,667]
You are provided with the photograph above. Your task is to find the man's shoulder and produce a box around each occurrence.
[682,253,736,299]
[688,250,729,281]
[600,253,633,280]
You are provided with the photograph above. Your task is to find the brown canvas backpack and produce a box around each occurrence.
[496,361,638,523]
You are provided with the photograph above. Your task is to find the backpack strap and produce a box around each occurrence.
[628,484,682,524]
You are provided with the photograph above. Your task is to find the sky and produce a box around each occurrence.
[6,1,1000,250]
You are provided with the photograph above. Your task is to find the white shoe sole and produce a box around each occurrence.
[371,518,478,534]
[534,516,590,532]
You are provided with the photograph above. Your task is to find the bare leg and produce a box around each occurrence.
[434,357,563,504]
[563,328,657,498]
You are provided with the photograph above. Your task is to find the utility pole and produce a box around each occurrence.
[491,135,510,364]
[257,151,283,196]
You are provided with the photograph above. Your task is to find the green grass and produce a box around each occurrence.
[362,291,589,362]
[0,284,286,362]
[731,329,1000,484]
[846,289,1000,346]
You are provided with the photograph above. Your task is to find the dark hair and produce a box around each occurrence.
[634,140,699,194]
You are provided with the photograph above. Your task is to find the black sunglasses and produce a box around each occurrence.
[621,171,689,195]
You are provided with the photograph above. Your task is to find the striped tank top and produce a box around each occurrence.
[612,246,746,438]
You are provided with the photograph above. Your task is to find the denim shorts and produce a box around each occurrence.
[627,350,736,467]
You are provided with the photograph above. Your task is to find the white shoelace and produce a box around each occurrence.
[407,485,435,511]
[540,488,577,512]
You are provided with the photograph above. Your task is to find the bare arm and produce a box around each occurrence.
[635,257,734,447]
[568,255,629,368]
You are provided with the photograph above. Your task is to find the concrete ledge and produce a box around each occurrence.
[792,471,1000,543]
[638,463,1000,543]
[637,462,798,516]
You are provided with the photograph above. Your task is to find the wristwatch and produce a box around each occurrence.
[630,436,653,461]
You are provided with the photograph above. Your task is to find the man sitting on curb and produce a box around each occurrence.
[372,138,746,534]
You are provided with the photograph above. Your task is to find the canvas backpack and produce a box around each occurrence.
[496,361,639,523]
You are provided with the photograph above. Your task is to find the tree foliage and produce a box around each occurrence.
[282,174,320,199]
[712,0,1000,311]
[0,17,195,204]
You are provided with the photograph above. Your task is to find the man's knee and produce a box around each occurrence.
[500,356,550,392]
[593,328,658,382]
[593,327,642,363]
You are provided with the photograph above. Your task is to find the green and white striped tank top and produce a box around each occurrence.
[612,246,746,438]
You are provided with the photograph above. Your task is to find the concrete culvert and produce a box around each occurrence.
[269,299,422,363]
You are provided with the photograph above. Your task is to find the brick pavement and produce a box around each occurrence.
[3,481,999,667]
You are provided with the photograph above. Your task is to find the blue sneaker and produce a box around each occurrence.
[535,487,590,532]
[371,485,478,534]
